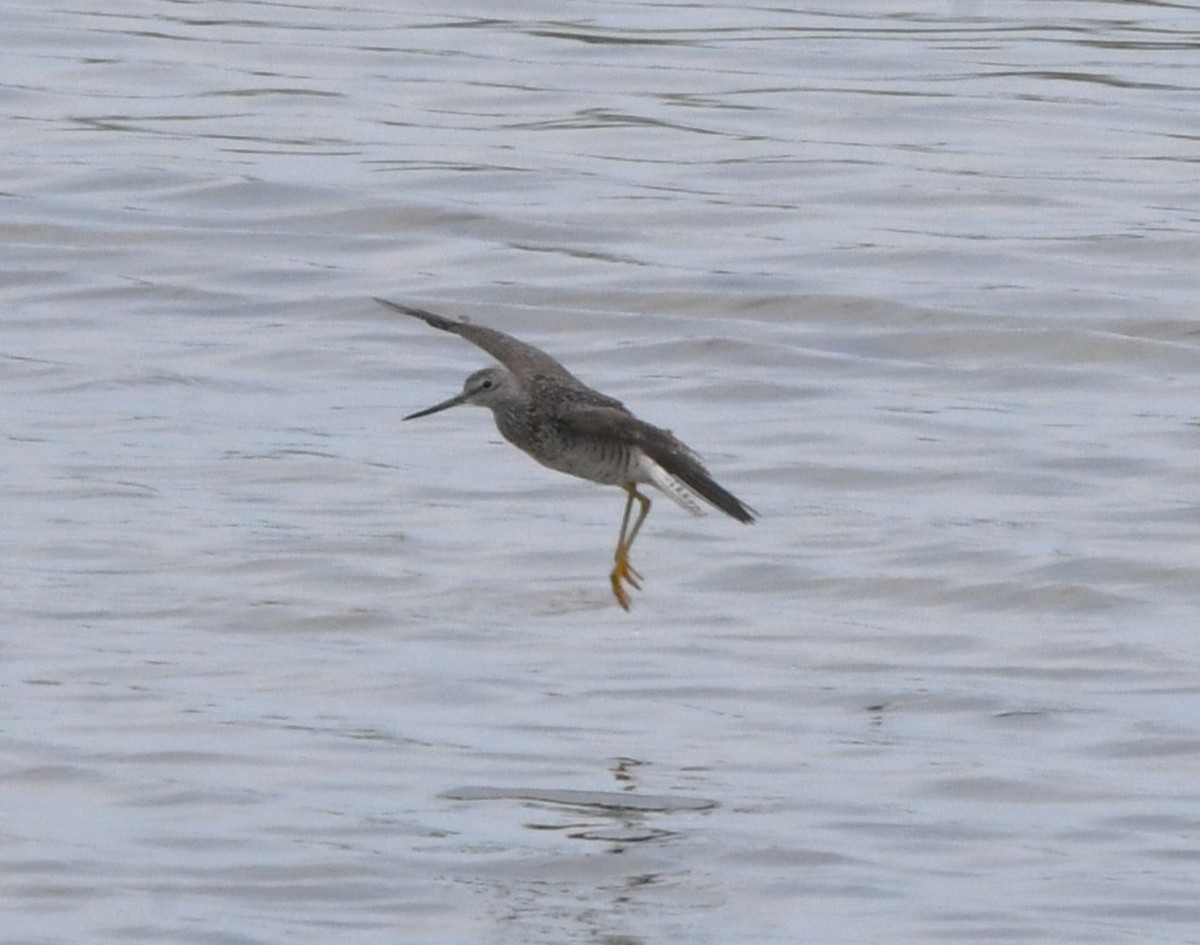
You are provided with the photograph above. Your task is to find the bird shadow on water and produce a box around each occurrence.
[439,757,719,944]
[441,756,717,846]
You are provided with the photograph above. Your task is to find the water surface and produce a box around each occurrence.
[4,3,1199,943]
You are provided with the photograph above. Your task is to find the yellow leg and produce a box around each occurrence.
[610,485,652,611]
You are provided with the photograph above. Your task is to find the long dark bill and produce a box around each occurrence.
[403,392,467,421]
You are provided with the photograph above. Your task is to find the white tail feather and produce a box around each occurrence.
[645,456,706,517]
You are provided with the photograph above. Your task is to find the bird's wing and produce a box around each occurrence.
[375,298,581,383]
[561,405,756,523]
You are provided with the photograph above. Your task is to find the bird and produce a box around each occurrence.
[376,298,756,610]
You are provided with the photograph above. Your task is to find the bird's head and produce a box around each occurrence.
[403,366,519,420]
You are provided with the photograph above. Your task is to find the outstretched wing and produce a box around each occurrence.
[375,298,582,384]
[562,405,757,524]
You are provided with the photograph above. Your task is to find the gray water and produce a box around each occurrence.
[4,2,1199,943]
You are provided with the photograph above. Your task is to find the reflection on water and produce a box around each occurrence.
[4,2,1199,944]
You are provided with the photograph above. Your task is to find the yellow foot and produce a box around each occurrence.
[609,555,644,611]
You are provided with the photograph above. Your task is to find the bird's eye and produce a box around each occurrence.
[480,378,494,389]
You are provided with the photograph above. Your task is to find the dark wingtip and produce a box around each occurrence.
[734,502,758,524]
[669,455,757,524]
[720,495,757,524]
[373,298,460,333]
[638,426,758,525]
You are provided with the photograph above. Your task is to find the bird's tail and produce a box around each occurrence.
[641,434,757,524]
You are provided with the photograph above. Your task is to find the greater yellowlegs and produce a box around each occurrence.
[377,298,755,609]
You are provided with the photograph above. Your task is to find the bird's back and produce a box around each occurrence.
[490,373,629,465]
